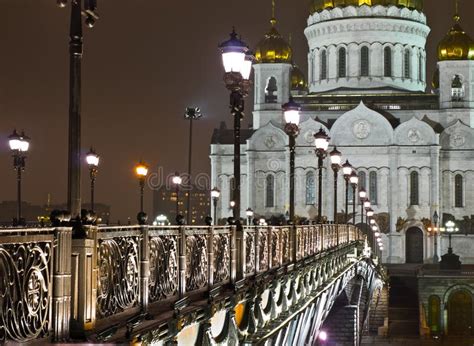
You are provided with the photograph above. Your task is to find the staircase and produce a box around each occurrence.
[388,276,420,337]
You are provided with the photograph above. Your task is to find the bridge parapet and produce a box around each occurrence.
[0,223,365,343]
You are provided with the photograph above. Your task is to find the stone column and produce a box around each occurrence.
[430,145,441,219]
[70,225,98,338]
[52,227,72,341]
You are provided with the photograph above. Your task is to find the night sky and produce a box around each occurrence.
[0,0,472,222]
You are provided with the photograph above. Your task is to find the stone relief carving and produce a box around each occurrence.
[264,136,276,149]
[450,132,465,148]
[407,128,422,143]
[353,120,371,139]
[304,131,315,144]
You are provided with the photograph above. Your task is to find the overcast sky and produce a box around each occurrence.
[0,0,472,222]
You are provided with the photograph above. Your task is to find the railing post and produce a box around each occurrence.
[267,226,272,269]
[230,225,237,283]
[52,227,72,341]
[139,224,149,311]
[208,226,214,287]
[291,225,297,263]
[178,226,186,298]
[336,224,339,247]
[70,225,98,338]
[239,226,246,279]
[255,227,260,273]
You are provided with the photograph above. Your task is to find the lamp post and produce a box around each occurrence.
[314,128,330,223]
[432,211,439,263]
[282,97,301,224]
[85,148,99,212]
[330,147,342,223]
[57,0,99,219]
[211,187,220,225]
[8,130,30,225]
[342,160,353,223]
[367,208,374,248]
[445,220,458,253]
[359,188,367,227]
[246,208,254,226]
[219,29,253,226]
[134,162,149,215]
[184,107,202,224]
[172,172,183,222]
[349,171,359,224]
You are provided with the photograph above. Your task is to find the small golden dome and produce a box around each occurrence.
[291,65,308,91]
[438,20,474,61]
[255,18,292,64]
[310,0,423,14]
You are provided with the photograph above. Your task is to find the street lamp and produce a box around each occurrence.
[219,28,252,226]
[85,148,99,212]
[184,107,203,224]
[172,172,183,223]
[342,160,353,222]
[359,188,367,226]
[349,170,358,224]
[134,161,149,216]
[8,130,30,225]
[314,128,330,223]
[444,220,459,253]
[211,187,220,225]
[330,147,342,223]
[283,97,301,224]
[57,0,99,219]
[246,208,254,226]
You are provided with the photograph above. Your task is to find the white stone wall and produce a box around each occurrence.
[304,7,430,93]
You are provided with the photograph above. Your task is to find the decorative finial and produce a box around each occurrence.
[270,0,277,26]
[454,0,460,22]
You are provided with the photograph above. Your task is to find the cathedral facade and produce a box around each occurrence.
[210,0,474,264]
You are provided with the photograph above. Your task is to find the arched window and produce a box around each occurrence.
[320,50,327,80]
[369,171,377,205]
[306,172,316,205]
[229,177,235,205]
[361,46,369,77]
[348,182,354,205]
[358,171,367,191]
[384,46,392,77]
[410,171,419,206]
[428,295,441,334]
[266,175,275,208]
[338,47,346,78]
[451,75,464,101]
[404,49,411,79]
[455,174,463,208]
[265,77,278,103]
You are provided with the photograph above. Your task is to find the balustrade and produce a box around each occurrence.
[0,223,362,343]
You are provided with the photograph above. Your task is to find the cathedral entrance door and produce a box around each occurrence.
[405,227,423,263]
[448,289,472,336]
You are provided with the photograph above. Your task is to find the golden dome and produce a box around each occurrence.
[310,0,423,14]
[255,18,293,64]
[438,19,474,61]
[291,65,308,91]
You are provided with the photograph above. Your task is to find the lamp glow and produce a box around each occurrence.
[211,187,221,199]
[135,162,149,177]
[86,148,99,167]
[349,171,359,185]
[359,188,367,200]
[172,173,182,185]
[330,147,342,166]
[342,160,352,176]
[314,128,330,151]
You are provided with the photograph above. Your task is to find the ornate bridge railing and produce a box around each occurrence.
[0,223,362,343]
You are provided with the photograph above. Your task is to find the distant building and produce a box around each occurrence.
[153,186,211,225]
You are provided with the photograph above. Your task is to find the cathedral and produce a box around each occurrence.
[210,0,474,264]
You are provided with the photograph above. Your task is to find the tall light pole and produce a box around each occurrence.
[85,148,99,212]
[432,211,439,263]
[350,170,358,224]
[219,29,253,226]
[314,128,330,223]
[211,187,220,225]
[134,161,149,219]
[283,97,301,224]
[172,172,183,223]
[330,147,342,223]
[359,188,367,226]
[184,107,202,224]
[8,130,30,226]
[342,160,353,223]
[57,0,99,220]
